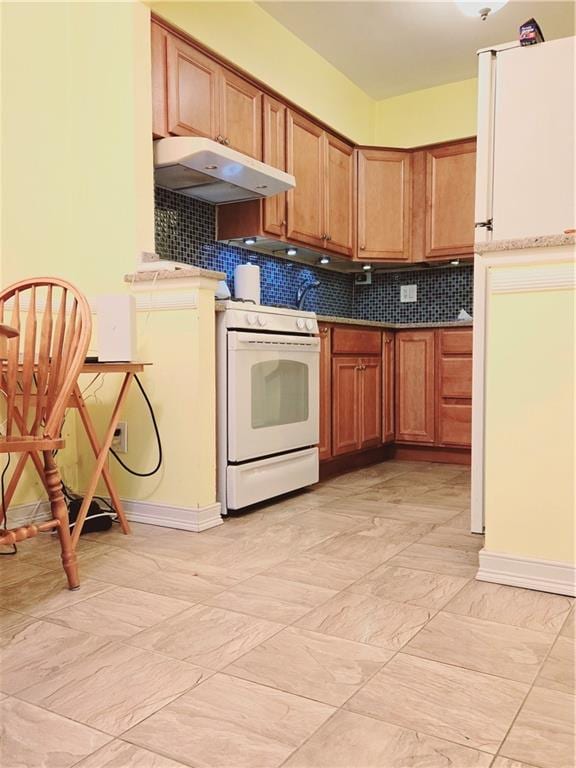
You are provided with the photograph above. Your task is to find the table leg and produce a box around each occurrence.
[70,373,134,549]
[72,386,131,536]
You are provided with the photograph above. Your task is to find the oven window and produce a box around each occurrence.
[251,360,309,429]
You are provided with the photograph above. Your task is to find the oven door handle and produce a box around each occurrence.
[228,331,320,351]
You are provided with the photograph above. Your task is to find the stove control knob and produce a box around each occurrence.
[257,315,267,327]
[296,318,306,330]
[246,313,257,325]
[305,319,314,331]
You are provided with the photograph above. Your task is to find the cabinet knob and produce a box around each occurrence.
[224,138,230,146]
[320,327,329,336]
[215,134,224,143]
[326,235,332,241]
[360,244,366,250]
[281,220,287,226]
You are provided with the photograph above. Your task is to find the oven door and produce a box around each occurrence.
[227,331,320,462]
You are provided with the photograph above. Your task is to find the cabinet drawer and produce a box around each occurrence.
[440,328,473,356]
[332,327,381,356]
[438,403,472,447]
[439,357,472,398]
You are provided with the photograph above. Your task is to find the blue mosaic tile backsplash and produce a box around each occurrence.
[155,187,473,322]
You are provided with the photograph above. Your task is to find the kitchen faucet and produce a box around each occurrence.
[296,279,320,310]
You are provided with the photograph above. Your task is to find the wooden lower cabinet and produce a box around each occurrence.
[437,328,473,447]
[395,330,436,443]
[332,355,381,456]
[318,325,332,461]
[382,331,395,443]
[319,324,472,466]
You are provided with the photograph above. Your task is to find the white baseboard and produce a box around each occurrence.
[5,501,51,527]
[5,498,223,534]
[121,498,223,532]
[477,549,576,597]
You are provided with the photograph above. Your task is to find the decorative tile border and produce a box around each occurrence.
[155,187,473,323]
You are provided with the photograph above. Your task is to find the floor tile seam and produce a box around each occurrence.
[340,695,512,757]
[400,646,547,687]
[8,633,216,701]
[37,600,205,644]
[439,603,570,637]
[118,734,203,768]
[8,691,118,741]
[216,623,402,706]
[0,577,117,617]
[492,623,576,764]
[12,660,218,742]
[276,704,498,768]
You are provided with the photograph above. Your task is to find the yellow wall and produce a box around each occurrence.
[1,2,218,514]
[374,78,478,147]
[484,273,575,564]
[150,1,376,144]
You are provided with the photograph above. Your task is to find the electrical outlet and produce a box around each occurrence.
[400,285,417,303]
[112,421,128,453]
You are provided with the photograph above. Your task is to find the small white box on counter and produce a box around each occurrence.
[94,295,136,362]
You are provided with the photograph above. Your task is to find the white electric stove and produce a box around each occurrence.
[216,300,320,513]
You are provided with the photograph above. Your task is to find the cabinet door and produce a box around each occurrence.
[286,111,325,249]
[151,22,168,138]
[357,150,412,261]
[424,141,476,259]
[166,35,219,139]
[382,332,395,443]
[220,69,262,160]
[360,358,382,448]
[437,328,473,448]
[318,325,332,462]
[395,331,435,443]
[332,357,361,456]
[325,135,355,257]
[263,95,287,237]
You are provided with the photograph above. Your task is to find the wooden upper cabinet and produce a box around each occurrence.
[318,325,332,462]
[286,111,326,248]
[220,69,262,159]
[263,95,287,237]
[423,140,476,259]
[151,22,168,138]
[166,34,219,140]
[325,135,355,257]
[382,331,395,443]
[395,330,435,444]
[357,150,412,261]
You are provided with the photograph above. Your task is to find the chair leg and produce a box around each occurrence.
[43,450,79,590]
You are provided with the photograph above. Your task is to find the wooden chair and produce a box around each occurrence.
[0,278,92,589]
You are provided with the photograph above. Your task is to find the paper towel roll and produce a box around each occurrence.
[234,263,261,304]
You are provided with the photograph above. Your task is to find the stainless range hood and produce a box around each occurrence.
[154,137,295,205]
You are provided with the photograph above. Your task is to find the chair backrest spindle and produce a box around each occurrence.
[0,278,91,440]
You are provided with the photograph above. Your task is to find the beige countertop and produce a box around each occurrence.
[316,315,472,329]
[125,265,226,283]
[476,233,576,253]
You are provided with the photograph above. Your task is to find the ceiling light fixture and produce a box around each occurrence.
[319,256,330,265]
[455,1,508,21]
[243,237,256,246]
[286,247,298,256]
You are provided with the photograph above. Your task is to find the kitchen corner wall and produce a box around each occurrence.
[155,188,473,323]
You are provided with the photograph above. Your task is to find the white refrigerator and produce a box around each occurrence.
[475,35,575,243]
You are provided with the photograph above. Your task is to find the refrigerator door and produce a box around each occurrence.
[490,37,575,241]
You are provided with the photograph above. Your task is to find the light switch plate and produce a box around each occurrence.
[400,285,417,303]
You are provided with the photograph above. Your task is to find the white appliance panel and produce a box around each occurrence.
[227,331,320,462]
[489,37,575,241]
[227,448,319,510]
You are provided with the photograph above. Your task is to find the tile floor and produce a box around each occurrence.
[0,460,574,768]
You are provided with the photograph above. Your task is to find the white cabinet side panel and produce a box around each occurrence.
[492,37,575,241]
